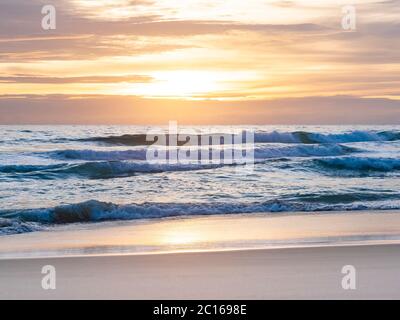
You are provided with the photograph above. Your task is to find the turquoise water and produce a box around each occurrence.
[1,125,400,235]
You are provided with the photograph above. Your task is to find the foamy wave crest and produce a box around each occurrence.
[254,144,357,158]
[255,130,400,144]
[80,130,400,146]
[2,196,400,231]
[0,200,299,226]
[314,157,400,173]
[0,161,223,179]
[1,145,359,179]
[45,144,357,162]
[0,218,42,235]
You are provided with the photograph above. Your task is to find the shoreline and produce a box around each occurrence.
[1,209,400,259]
[2,239,400,261]
[2,210,400,299]
[2,243,400,299]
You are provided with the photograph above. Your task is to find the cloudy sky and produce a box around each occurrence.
[0,0,399,124]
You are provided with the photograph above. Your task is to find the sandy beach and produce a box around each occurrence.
[1,244,400,300]
[1,211,400,299]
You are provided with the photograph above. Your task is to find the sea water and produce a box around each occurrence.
[1,125,400,235]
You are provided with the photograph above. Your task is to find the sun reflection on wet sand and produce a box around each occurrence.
[2,212,400,259]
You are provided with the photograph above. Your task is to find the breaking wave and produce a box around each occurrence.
[314,157,400,173]
[0,144,358,179]
[45,144,357,161]
[0,161,224,179]
[255,130,400,144]
[0,218,42,236]
[79,130,400,146]
[2,194,400,234]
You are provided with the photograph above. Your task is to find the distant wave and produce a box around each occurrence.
[0,161,223,179]
[79,130,400,146]
[80,134,159,146]
[314,157,400,173]
[45,144,357,161]
[255,144,357,158]
[0,144,358,180]
[79,133,231,146]
[2,194,400,235]
[49,149,148,161]
[289,192,400,204]
[255,130,400,144]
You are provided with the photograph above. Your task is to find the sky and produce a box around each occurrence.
[0,0,400,124]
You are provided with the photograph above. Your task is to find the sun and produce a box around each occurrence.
[119,70,227,99]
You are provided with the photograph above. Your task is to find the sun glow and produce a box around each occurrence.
[163,231,200,246]
[119,71,227,98]
[69,0,342,24]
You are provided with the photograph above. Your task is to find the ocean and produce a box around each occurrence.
[1,125,400,236]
